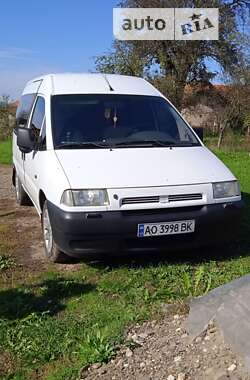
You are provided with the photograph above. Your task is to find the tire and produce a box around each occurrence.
[15,172,31,206]
[41,200,68,263]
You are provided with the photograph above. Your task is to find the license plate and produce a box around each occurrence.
[137,220,195,238]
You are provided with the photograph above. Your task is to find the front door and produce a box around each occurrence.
[24,96,46,209]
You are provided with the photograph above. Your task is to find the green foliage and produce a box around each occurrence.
[0,95,14,141]
[180,266,212,297]
[45,367,78,380]
[243,112,250,131]
[0,255,15,271]
[0,312,82,365]
[1,372,28,380]
[95,40,146,76]
[78,329,116,364]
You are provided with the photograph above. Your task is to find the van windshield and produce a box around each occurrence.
[51,94,200,149]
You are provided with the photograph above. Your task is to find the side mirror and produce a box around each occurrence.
[16,127,36,153]
[194,127,204,142]
[16,117,27,128]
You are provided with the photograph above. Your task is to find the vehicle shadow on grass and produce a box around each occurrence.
[86,191,250,270]
[0,277,95,320]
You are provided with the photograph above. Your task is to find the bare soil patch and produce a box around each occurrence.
[0,165,81,273]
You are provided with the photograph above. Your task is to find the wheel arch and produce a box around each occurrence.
[12,166,16,187]
[39,190,47,215]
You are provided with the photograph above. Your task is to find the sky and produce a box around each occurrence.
[1,1,247,100]
[0,0,118,99]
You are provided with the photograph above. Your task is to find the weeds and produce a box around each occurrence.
[0,255,15,271]
[78,329,116,364]
[1,312,82,365]
[179,266,212,297]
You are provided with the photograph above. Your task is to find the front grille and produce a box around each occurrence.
[121,193,202,205]
[168,193,202,202]
[121,196,160,205]
[121,205,204,216]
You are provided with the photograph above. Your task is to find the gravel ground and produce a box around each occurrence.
[83,313,249,380]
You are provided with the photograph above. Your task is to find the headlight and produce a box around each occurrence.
[61,189,109,206]
[213,181,240,199]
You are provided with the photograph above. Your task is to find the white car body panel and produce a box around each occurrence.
[22,150,70,213]
[55,146,235,189]
[31,73,161,96]
[55,145,240,213]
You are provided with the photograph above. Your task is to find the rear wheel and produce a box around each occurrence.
[42,200,68,263]
[15,172,31,206]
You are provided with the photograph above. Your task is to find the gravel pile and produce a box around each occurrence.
[82,313,249,380]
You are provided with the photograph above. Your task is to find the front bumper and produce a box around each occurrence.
[47,200,244,256]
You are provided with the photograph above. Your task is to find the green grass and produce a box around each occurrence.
[1,148,250,379]
[0,139,12,165]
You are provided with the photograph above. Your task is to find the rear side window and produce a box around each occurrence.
[16,94,36,127]
[29,96,46,150]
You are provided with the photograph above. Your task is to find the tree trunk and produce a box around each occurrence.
[246,125,250,138]
[217,123,226,149]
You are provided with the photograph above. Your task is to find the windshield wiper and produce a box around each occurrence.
[56,141,110,149]
[173,141,200,147]
[114,140,200,148]
[56,140,199,150]
[112,139,177,147]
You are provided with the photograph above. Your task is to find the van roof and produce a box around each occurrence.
[22,73,161,97]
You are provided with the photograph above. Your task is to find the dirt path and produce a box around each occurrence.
[0,165,80,272]
[0,165,45,269]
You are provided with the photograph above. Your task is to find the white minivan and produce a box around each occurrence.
[13,73,243,262]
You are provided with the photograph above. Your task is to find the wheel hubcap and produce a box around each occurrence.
[43,208,53,253]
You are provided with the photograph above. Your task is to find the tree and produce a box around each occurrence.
[95,0,250,107]
[216,64,250,148]
[0,95,12,141]
[95,40,146,76]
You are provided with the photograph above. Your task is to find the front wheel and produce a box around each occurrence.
[42,201,68,263]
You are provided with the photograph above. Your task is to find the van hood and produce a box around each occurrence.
[55,147,235,189]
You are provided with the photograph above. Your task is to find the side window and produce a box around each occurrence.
[16,94,36,127]
[29,97,46,150]
[40,118,46,150]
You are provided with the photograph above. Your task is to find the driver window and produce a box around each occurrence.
[29,96,46,150]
